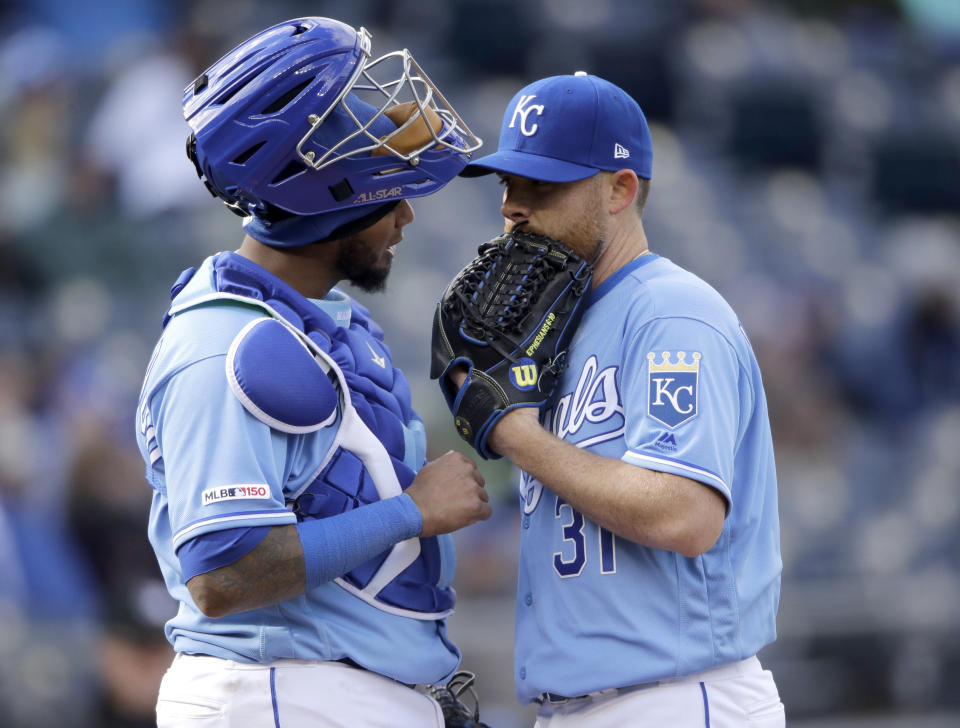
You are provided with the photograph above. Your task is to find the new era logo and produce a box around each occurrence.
[614,143,630,159]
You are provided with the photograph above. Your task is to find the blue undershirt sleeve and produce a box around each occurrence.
[177,494,423,590]
[297,493,423,591]
[178,526,271,582]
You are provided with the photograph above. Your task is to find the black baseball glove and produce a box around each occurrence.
[430,228,593,459]
[424,671,491,728]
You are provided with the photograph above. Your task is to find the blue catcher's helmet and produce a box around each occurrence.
[183,17,481,246]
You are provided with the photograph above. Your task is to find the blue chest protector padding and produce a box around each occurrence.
[165,252,453,617]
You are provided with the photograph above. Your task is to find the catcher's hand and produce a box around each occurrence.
[430,228,593,459]
[423,671,491,728]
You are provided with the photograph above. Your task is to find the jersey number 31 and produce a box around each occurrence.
[553,498,617,577]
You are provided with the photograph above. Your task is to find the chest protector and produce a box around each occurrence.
[164,252,454,620]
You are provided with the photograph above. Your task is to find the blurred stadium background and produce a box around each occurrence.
[0,0,958,726]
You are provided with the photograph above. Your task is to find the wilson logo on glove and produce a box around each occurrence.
[430,229,594,459]
[510,360,539,390]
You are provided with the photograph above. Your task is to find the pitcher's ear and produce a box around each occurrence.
[608,169,639,215]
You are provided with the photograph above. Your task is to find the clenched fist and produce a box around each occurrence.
[406,451,491,537]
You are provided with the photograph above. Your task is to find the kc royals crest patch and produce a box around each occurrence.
[647,351,701,428]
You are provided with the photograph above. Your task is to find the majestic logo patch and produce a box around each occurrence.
[647,351,700,428]
[202,484,270,505]
[614,143,630,159]
[653,431,678,451]
[509,358,539,390]
[509,94,545,136]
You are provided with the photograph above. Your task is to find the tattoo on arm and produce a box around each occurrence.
[187,526,305,617]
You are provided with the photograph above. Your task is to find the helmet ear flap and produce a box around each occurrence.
[185,132,205,184]
[186,131,249,218]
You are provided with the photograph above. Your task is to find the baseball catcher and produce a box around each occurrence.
[431,227,594,459]
[138,16,495,727]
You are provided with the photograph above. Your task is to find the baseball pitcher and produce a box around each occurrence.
[433,72,785,727]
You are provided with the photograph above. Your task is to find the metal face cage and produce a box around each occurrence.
[296,28,482,171]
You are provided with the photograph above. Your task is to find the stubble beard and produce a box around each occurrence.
[567,201,607,262]
[336,234,391,293]
[517,207,605,261]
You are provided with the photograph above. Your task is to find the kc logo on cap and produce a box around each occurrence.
[510,95,545,137]
[462,72,653,183]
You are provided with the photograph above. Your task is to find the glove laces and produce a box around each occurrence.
[447,234,570,357]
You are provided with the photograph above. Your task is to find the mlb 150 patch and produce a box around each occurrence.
[202,484,271,505]
[647,351,701,428]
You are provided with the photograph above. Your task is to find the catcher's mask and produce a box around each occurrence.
[183,17,481,246]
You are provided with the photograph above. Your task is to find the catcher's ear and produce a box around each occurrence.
[608,169,639,215]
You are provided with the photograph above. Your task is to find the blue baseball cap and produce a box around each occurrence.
[462,72,652,182]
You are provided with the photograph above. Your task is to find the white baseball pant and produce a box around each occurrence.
[533,655,784,728]
[155,653,444,728]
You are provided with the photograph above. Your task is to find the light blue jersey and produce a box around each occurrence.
[135,255,459,686]
[514,254,781,702]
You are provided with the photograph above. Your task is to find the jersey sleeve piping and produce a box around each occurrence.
[622,450,732,505]
[172,510,297,551]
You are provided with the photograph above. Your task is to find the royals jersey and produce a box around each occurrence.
[514,254,781,703]
[135,254,459,686]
